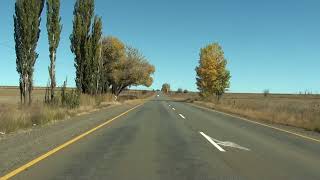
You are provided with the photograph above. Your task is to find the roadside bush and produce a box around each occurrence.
[183,89,189,93]
[63,90,80,109]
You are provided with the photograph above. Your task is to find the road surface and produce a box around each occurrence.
[3,95,320,180]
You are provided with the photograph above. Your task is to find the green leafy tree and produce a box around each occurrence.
[70,0,94,94]
[14,0,45,105]
[89,16,102,95]
[46,0,62,101]
[195,43,231,100]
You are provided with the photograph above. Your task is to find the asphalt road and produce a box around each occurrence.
[6,95,320,180]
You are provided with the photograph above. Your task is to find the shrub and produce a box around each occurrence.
[63,90,80,109]
[183,89,189,93]
[177,88,183,93]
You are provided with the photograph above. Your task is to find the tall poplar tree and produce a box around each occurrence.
[90,16,102,94]
[14,0,45,105]
[46,0,62,101]
[70,0,94,94]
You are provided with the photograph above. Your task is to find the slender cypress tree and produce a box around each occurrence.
[46,0,62,101]
[14,0,45,105]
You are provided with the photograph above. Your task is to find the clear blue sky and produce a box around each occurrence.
[1,0,320,93]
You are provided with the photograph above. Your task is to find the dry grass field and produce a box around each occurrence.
[170,92,320,132]
[0,87,48,105]
[0,87,154,133]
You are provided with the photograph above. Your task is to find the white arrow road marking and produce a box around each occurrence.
[213,138,250,151]
[199,132,250,152]
[200,132,225,152]
[179,114,186,119]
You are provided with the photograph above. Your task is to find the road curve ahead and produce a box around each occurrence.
[6,95,320,180]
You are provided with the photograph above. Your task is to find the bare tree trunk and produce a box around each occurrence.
[28,76,32,105]
[115,84,127,96]
[96,68,100,95]
[96,41,102,95]
[23,74,28,105]
[19,80,23,105]
[111,85,116,95]
[50,51,56,101]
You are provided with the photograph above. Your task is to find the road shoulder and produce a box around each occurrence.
[0,100,142,176]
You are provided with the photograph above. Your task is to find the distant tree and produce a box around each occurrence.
[161,83,170,94]
[177,88,183,93]
[183,89,189,93]
[46,0,62,101]
[263,89,270,97]
[14,0,45,105]
[195,43,230,101]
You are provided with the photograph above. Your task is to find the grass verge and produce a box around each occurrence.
[170,93,320,133]
[0,92,154,134]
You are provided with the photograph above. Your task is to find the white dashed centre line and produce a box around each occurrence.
[179,114,186,119]
[172,108,175,111]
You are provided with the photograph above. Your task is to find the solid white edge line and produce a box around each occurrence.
[200,132,226,152]
[179,114,186,119]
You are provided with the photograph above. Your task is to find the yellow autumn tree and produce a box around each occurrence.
[195,43,231,100]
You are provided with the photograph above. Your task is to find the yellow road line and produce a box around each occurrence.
[189,103,320,143]
[0,104,143,180]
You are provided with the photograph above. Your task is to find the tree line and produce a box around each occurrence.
[13,0,155,105]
